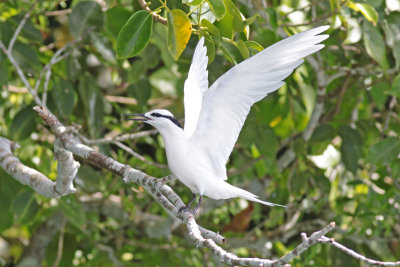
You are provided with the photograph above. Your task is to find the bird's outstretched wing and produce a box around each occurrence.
[183,38,209,137]
[190,26,330,180]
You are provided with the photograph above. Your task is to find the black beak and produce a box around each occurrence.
[122,113,150,122]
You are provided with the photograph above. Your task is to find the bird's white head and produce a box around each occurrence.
[124,109,182,134]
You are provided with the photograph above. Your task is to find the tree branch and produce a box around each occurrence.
[79,129,158,145]
[318,236,400,266]
[33,105,225,245]
[137,0,168,25]
[31,105,400,266]
[0,136,79,198]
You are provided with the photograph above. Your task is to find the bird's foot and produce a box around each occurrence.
[178,205,197,215]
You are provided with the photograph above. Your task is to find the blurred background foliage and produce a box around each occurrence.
[1,0,400,266]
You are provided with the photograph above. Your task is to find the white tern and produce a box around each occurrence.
[125,25,329,213]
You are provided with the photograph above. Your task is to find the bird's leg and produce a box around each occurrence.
[179,193,197,213]
[187,193,197,207]
[192,195,203,213]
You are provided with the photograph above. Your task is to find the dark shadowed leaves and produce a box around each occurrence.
[339,126,362,173]
[366,137,400,165]
[60,196,86,229]
[11,189,40,224]
[69,1,104,38]
[78,75,104,138]
[52,78,76,116]
[10,105,37,141]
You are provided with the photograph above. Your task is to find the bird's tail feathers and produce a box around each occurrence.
[222,181,286,207]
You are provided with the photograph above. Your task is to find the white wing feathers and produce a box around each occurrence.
[188,26,329,180]
[183,38,209,137]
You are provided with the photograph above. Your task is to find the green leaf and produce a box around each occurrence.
[66,50,84,81]
[12,41,39,74]
[339,125,362,146]
[184,0,203,5]
[52,78,76,116]
[0,21,14,46]
[127,77,152,107]
[45,233,77,267]
[91,32,115,63]
[11,14,43,42]
[339,126,362,173]
[59,196,86,229]
[105,5,132,37]
[149,67,178,96]
[201,19,220,41]
[0,53,9,84]
[69,1,104,38]
[370,81,389,109]
[207,0,226,20]
[341,140,359,173]
[203,37,216,63]
[363,20,389,70]
[116,10,153,59]
[311,124,335,142]
[223,0,244,32]
[76,166,102,193]
[214,9,233,38]
[11,190,40,224]
[220,38,243,64]
[244,14,259,26]
[348,2,378,25]
[167,9,192,60]
[265,8,278,30]
[244,40,264,52]
[393,39,400,70]
[366,137,400,165]
[78,75,104,138]
[382,12,400,48]
[10,105,37,141]
[237,40,249,59]
[0,174,20,232]
[386,74,400,98]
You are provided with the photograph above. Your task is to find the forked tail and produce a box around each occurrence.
[213,181,286,207]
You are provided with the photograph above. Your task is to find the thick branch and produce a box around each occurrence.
[0,137,78,198]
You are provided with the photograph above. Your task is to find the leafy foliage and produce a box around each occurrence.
[0,0,400,266]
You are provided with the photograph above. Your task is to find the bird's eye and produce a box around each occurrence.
[151,112,161,117]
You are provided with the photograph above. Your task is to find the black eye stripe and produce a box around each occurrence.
[150,112,182,128]
[151,112,162,117]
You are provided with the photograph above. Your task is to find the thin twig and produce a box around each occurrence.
[8,0,39,52]
[52,217,66,267]
[35,26,94,106]
[137,0,168,25]
[0,41,43,105]
[319,236,400,266]
[114,141,168,168]
[79,130,158,145]
[383,96,397,132]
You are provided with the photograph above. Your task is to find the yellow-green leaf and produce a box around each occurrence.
[348,2,378,25]
[167,9,192,60]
